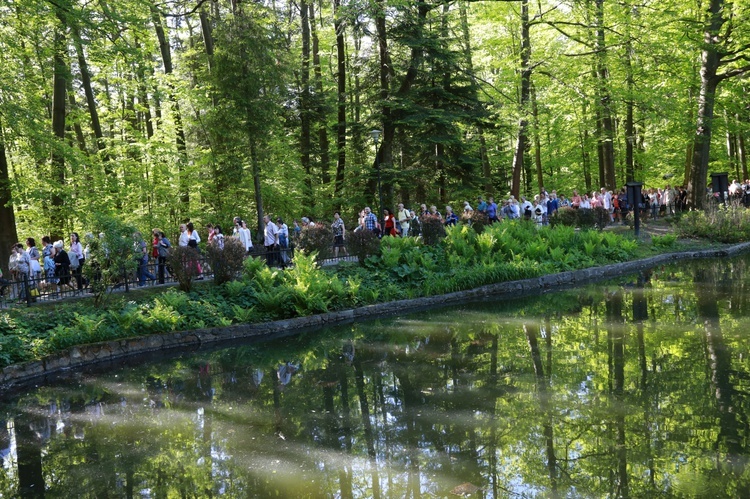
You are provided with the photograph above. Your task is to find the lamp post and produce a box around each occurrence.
[711,172,729,205]
[626,181,643,237]
[370,129,383,220]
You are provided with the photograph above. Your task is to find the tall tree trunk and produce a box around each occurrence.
[459,0,493,196]
[199,7,214,74]
[511,0,531,199]
[374,0,392,210]
[580,111,592,192]
[71,25,106,157]
[51,26,67,241]
[309,3,331,187]
[66,83,87,153]
[688,0,728,209]
[152,4,189,209]
[0,121,18,277]
[250,142,264,243]
[374,0,427,209]
[300,0,313,211]
[738,121,748,181]
[595,0,616,190]
[726,115,739,181]
[332,0,347,210]
[532,83,543,191]
[624,15,635,183]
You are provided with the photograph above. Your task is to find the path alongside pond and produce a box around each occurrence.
[3,241,749,391]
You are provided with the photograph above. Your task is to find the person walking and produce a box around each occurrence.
[332,212,348,257]
[156,230,171,284]
[69,232,85,291]
[263,215,279,267]
[396,203,410,238]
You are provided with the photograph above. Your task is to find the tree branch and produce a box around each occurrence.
[718,64,750,81]
[153,0,214,18]
[718,43,750,62]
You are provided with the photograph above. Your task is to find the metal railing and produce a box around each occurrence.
[0,245,303,309]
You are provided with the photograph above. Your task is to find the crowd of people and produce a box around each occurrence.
[2,234,86,303]
[4,178,750,304]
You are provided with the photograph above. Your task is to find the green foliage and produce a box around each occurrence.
[346,229,380,264]
[231,304,257,323]
[550,207,608,230]
[421,216,447,246]
[81,214,140,308]
[205,237,246,285]
[242,255,267,280]
[592,207,611,231]
[676,204,750,243]
[297,224,334,260]
[283,253,348,315]
[550,207,578,228]
[167,246,202,292]
[651,234,678,249]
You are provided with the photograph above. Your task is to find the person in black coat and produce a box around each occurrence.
[54,242,76,292]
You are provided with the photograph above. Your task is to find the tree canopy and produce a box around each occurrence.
[1,0,749,269]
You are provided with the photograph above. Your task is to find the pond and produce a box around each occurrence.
[2,254,750,498]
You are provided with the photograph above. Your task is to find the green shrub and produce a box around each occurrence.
[651,234,677,249]
[82,214,139,308]
[676,204,750,243]
[465,211,490,234]
[167,246,202,292]
[298,224,334,259]
[550,207,578,228]
[576,209,597,229]
[420,215,446,245]
[550,207,604,230]
[347,229,380,264]
[592,206,611,231]
[205,237,246,285]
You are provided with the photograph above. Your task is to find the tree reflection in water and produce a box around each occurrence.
[2,254,750,497]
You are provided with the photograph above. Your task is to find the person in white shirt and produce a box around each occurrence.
[178,224,189,247]
[580,194,591,210]
[233,217,253,254]
[186,222,203,278]
[396,203,410,237]
[241,221,253,253]
[520,196,533,220]
[601,188,613,221]
[264,215,279,266]
[186,222,201,247]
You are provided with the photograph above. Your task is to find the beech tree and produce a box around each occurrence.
[0,0,747,243]
[688,0,750,208]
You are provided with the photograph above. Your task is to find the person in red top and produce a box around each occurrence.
[151,229,160,260]
[382,208,398,237]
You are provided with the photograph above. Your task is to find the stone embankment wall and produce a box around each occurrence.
[3,243,750,391]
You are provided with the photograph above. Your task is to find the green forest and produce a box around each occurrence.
[0,0,748,267]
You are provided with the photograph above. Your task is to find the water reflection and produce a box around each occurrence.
[2,255,750,497]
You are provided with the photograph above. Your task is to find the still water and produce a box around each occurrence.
[2,255,750,498]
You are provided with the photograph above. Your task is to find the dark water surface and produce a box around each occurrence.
[2,254,750,498]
